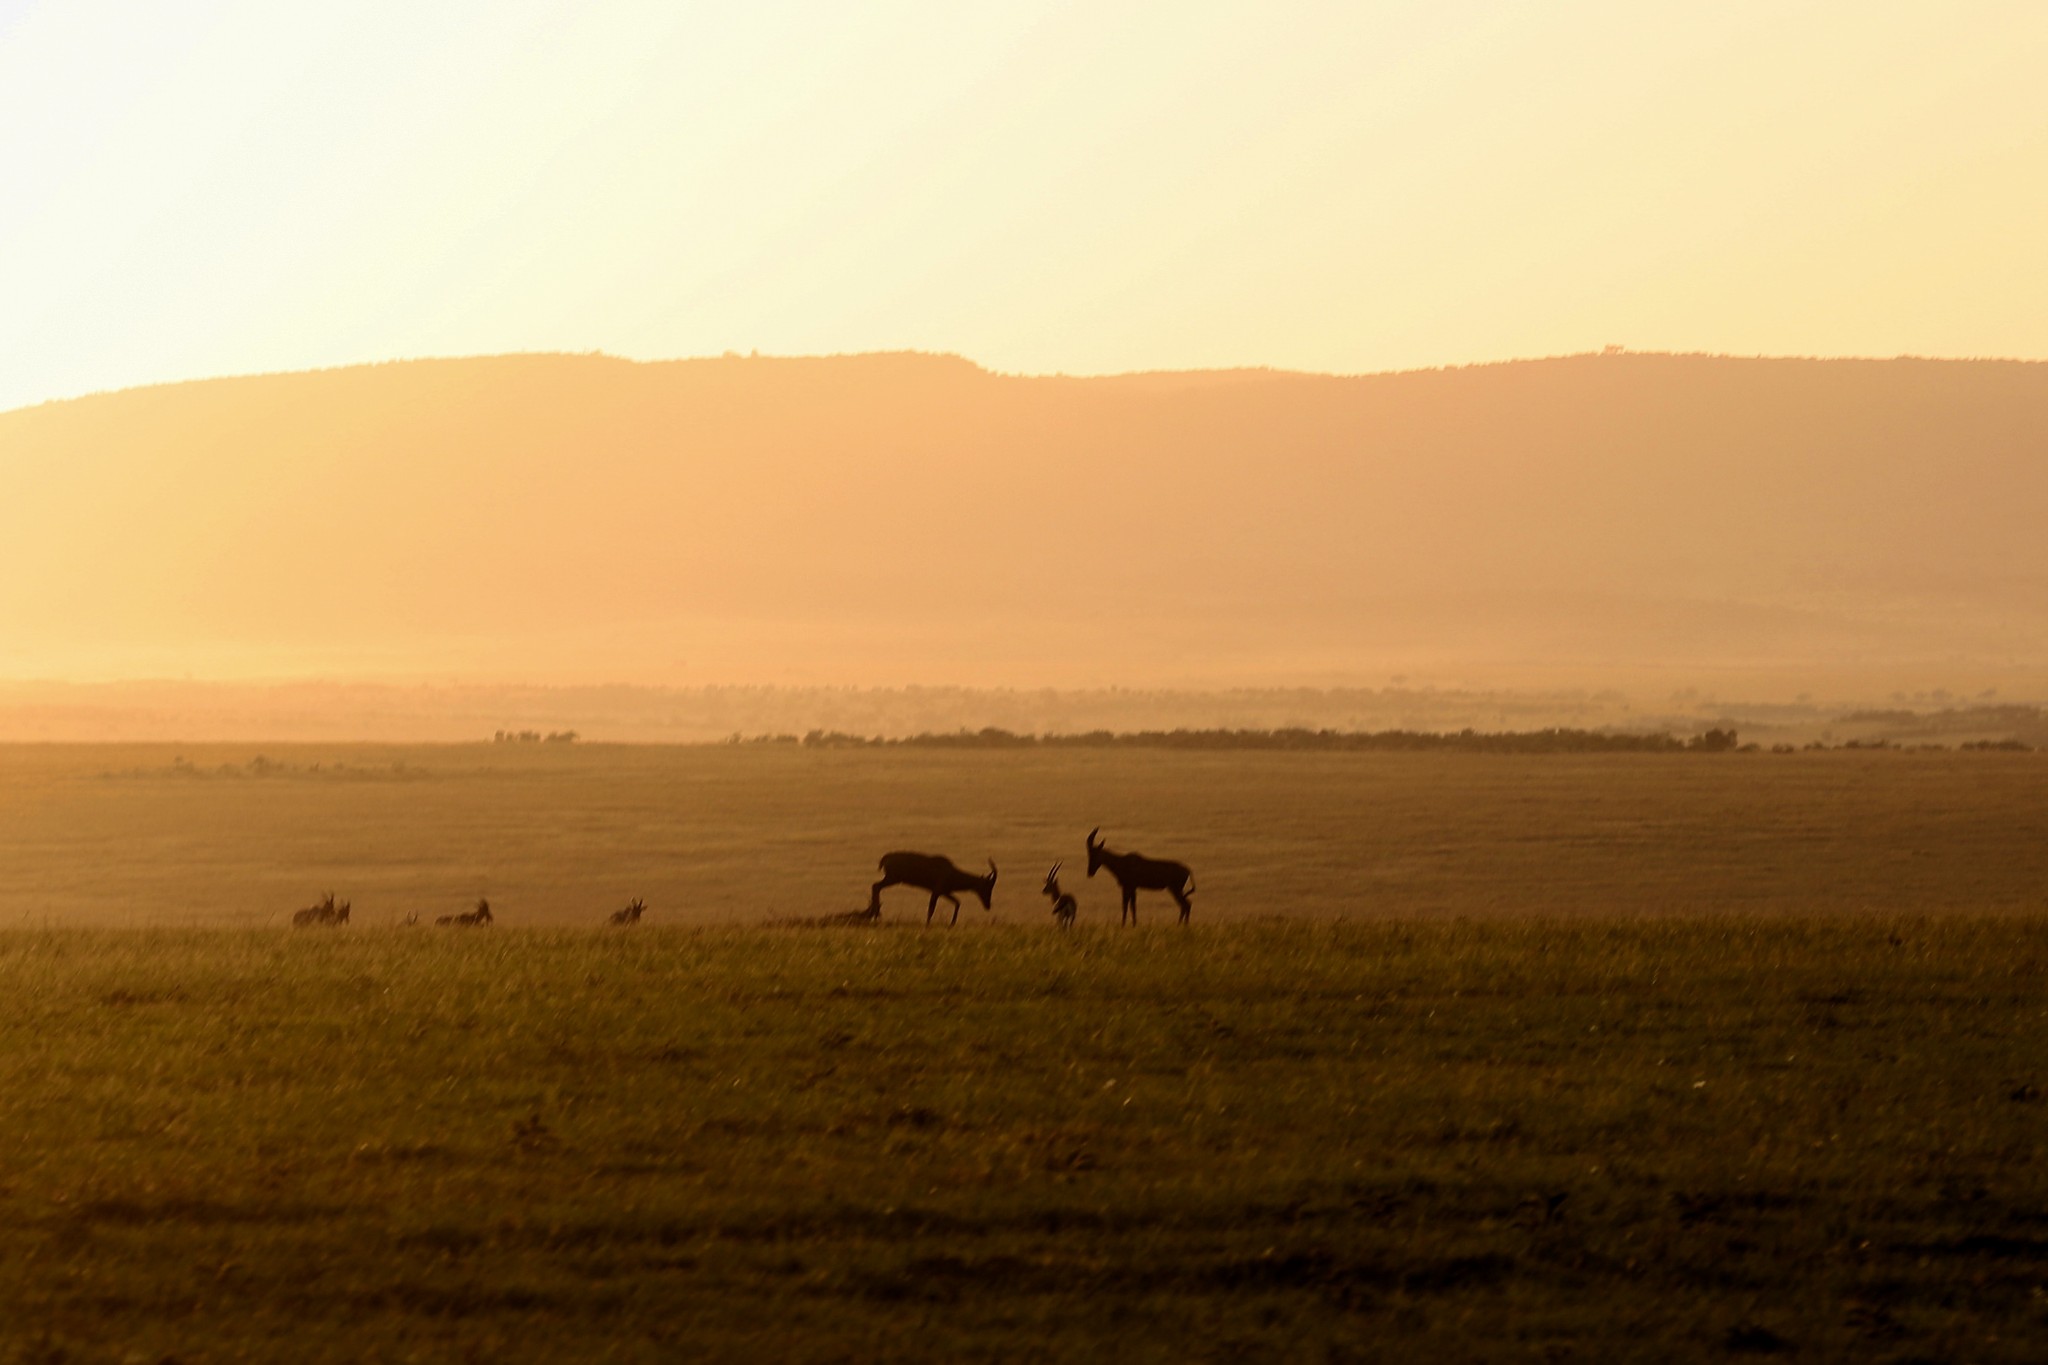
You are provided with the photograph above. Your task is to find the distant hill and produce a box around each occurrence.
[2,350,2045,697]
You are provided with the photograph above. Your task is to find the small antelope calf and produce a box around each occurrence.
[1042,863,1078,929]
[437,897,493,927]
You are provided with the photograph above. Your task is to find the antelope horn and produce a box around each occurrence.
[1087,827,1101,847]
[1049,861,1062,877]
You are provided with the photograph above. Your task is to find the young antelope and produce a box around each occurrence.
[1042,862,1078,929]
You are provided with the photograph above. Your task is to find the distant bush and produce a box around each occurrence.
[494,729,578,744]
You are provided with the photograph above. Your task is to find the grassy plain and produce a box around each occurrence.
[1,744,2046,926]
[1,920,2045,1361]
[2,746,2046,1359]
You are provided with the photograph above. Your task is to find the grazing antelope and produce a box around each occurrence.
[609,898,646,926]
[437,897,493,927]
[1086,827,1195,925]
[868,852,997,926]
[1042,863,1078,929]
[292,893,350,928]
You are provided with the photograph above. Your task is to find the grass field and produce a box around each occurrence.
[1,744,2046,927]
[2,919,2045,1361]
[2,745,2046,1359]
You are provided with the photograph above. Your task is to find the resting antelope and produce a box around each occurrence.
[868,852,997,926]
[437,897,493,927]
[1086,827,1195,925]
[292,893,350,928]
[609,898,646,926]
[1042,863,1078,929]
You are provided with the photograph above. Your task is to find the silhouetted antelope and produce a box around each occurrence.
[1042,863,1078,929]
[292,893,350,928]
[438,897,493,927]
[868,852,997,926]
[609,898,646,926]
[1086,828,1194,925]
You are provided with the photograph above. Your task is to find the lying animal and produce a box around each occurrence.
[292,893,350,928]
[437,897,493,927]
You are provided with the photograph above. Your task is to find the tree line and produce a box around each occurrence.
[724,725,1749,753]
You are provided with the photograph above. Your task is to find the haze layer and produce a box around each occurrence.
[3,351,2042,694]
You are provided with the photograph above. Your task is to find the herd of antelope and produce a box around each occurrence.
[866,829,1195,928]
[291,828,1193,931]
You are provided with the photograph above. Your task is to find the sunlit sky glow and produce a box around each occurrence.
[3,0,2045,413]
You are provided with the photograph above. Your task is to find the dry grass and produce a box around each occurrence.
[1,745,2045,1358]
[0,919,2045,1361]
[0,744,2044,927]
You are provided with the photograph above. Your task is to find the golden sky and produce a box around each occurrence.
[3,1,2045,414]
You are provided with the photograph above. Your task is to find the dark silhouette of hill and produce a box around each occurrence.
[2,350,2043,695]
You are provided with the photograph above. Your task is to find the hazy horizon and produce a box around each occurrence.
[7,4,2046,723]
[4,348,2045,714]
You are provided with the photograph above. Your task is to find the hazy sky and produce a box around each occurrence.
[3,1,2045,413]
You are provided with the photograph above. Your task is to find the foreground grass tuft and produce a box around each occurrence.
[1,919,2045,1361]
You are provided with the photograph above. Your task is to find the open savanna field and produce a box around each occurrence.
[4,743,2048,927]
[2,746,2046,1360]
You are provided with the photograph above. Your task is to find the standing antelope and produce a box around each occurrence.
[1086,827,1195,925]
[1042,863,1078,929]
[609,898,647,926]
[868,852,997,926]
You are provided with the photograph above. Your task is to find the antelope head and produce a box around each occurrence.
[1043,861,1063,896]
[976,859,998,909]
